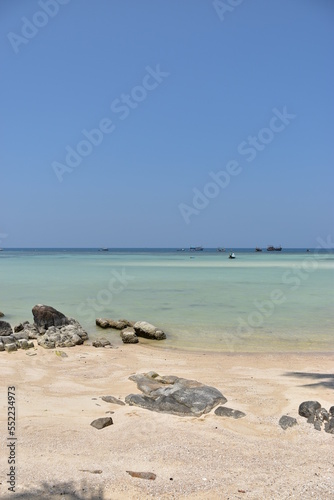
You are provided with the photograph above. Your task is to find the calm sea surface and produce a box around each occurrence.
[1,248,333,352]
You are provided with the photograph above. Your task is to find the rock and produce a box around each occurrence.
[133,321,166,340]
[12,332,30,341]
[125,372,226,417]
[96,318,133,330]
[315,407,330,422]
[120,327,138,344]
[0,335,16,345]
[0,320,13,336]
[0,342,4,351]
[16,339,29,349]
[92,338,111,348]
[14,323,24,333]
[0,311,4,317]
[214,406,246,419]
[55,350,68,358]
[101,396,125,406]
[19,322,39,339]
[126,471,156,480]
[90,417,113,430]
[37,320,88,349]
[278,415,298,430]
[329,406,334,417]
[32,304,70,334]
[298,401,321,419]
[325,417,334,434]
[5,343,17,353]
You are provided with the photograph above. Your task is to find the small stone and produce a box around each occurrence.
[55,350,68,358]
[101,396,125,406]
[14,323,24,333]
[329,406,334,417]
[315,408,329,422]
[126,471,156,480]
[0,311,4,317]
[214,406,246,419]
[0,342,4,351]
[298,401,321,419]
[279,415,298,430]
[92,339,111,348]
[90,417,113,429]
[17,339,29,349]
[314,420,322,431]
[5,343,17,353]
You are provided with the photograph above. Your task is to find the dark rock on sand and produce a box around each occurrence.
[0,335,16,345]
[92,339,111,348]
[96,318,134,330]
[5,343,17,353]
[278,415,298,430]
[125,372,226,417]
[33,304,70,334]
[214,406,246,419]
[126,471,156,480]
[298,401,321,419]
[329,406,334,417]
[120,327,138,344]
[133,321,166,340]
[101,396,125,406]
[90,417,113,430]
[325,417,334,434]
[0,320,13,336]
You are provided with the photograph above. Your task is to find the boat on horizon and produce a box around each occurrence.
[189,246,203,251]
[267,245,282,251]
[99,248,109,251]
[255,247,262,252]
[217,248,226,252]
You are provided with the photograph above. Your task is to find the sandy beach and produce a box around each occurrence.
[0,343,333,499]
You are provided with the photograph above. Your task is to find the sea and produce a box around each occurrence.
[0,248,333,352]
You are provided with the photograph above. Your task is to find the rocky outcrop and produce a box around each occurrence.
[96,318,133,330]
[33,304,70,334]
[279,415,298,430]
[0,320,13,336]
[0,329,35,352]
[37,319,88,349]
[120,327,138,344]
[298,400,333,433]
[125,372,226,417]
[133,321,166,340]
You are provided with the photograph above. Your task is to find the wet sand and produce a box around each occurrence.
[0,344,333,499]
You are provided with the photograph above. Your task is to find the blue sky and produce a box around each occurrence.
[1,0,333,248]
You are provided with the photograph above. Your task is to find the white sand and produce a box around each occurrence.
[0,344,333,499]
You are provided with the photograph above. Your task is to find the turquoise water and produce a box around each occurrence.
[0,249,333,352]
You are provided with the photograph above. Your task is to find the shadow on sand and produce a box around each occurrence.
[284,371,334,389]
[2,480,105,500]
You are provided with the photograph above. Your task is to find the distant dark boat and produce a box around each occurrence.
[190,246,203,251]
[255,247,262,252]
[267,245,282,251]
[99,248,109,251]
[177,248,185,252]
[217,248,226,252]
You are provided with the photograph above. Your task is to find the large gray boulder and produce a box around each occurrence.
[0,320,13,336]
[32,304,70,334]
[298,401,321,419]
[125,372,226,417]
[133,321,166,340]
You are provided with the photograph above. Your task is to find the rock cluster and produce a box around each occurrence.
[0,305,88,353]
[125,371,227,417]
[0,320,35,352]
[298,400,334,433]
[96,318,166,343]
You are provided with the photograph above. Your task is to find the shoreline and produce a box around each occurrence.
[1,343,333,499]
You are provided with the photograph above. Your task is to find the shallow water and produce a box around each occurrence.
[0,248,333,352]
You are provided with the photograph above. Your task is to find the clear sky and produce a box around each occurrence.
[1,0,333,248]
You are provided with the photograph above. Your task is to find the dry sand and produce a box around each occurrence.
[0,344,333,499]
